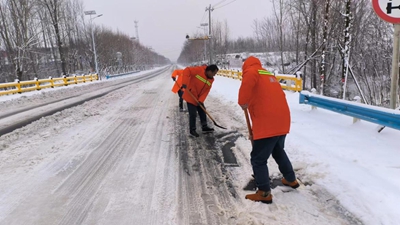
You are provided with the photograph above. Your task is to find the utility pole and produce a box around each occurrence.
[206,5,213,64]
[134,21,140,43]
[390,24,400,109]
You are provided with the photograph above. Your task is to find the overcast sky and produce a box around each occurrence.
[82,0,273,61]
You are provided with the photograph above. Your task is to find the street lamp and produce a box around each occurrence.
[84,10,102,80]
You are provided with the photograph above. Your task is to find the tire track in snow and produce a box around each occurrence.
[76,72,180,224]
[0,70,178,225]
[57,120,137,225]
[57,78,173,224]
[175,107,241,224]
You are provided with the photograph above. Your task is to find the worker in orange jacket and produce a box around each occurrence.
[238,56,299,204]
[182,64,219,137]
[171,69,185,111]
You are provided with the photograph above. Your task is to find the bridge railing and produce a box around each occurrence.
[217,69,303,92]
[0,74,98,96]
[299,90,400,131]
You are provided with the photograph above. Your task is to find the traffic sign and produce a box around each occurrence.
[372,0,400,23]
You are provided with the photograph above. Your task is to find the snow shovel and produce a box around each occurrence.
[184,87,227,130]
[243,108,256,191]
[243,108,253,146]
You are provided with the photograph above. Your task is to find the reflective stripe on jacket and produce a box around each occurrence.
[238,56,290,140]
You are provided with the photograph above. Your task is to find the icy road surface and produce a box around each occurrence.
[0,68,363,224]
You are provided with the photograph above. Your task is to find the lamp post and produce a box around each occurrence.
[84,10,102,80]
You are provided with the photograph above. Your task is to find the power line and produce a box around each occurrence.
[199,11,207,24]
[214,0,238,10]
[212,0,227,8]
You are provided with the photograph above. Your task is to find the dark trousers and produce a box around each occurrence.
[178,90,183,109]
[187,102,207,131]
[251,135,295,192]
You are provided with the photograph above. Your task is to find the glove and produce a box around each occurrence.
[181,84,187,89]
[172,77,176,81]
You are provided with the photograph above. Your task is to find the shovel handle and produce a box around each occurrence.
[175,81,227,129]
[184,88,227,129]
[244,109,253,145]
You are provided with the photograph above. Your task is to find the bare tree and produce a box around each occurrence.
[271,0,287,73]
[0,0,39,80]
[0,0,168,82]
[341,0,352,99]
[212,19,230,65]
[38,0,67,75]
[320,0,331,95]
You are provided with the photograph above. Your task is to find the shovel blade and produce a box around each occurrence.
[213,121,227,129]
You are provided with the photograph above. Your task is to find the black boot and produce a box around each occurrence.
[190,130,199,137]
[202,126,214,133]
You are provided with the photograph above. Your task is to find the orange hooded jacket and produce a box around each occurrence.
[182,65,214,105]
[171,69,184,93]
[238,56,290,140]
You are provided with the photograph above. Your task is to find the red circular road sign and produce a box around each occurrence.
[372,0,400,23]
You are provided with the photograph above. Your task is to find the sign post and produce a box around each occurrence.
[372,0,400,109]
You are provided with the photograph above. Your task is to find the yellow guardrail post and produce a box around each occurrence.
[49,77,54,88]
[74,75,78,84]
[63,75,68,86]
[16,80,22,93]
[35,77,40,90]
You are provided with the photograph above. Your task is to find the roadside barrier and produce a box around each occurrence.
[105,71,140,79]
[299,90,400,131]
[0,74,98,96]
[217,69,302,92]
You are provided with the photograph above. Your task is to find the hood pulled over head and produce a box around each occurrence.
[242,56,261,71]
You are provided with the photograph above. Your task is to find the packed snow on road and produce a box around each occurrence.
[0,67,399,225]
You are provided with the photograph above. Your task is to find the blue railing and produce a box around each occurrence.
[299,91,400,131]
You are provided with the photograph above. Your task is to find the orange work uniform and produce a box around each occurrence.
[171,69,184,93]
[238,56,290,140]
[182,65,214,105]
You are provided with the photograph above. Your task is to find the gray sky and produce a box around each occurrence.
[82,0,273,61]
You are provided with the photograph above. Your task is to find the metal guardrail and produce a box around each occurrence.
[105,70,141,79]
[0,74,99,96]
[299,90,400,131]
[217,69,302,92]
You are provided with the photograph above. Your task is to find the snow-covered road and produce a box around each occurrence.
[0,67,375,224]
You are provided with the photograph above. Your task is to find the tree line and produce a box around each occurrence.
[178,0,397,107]
[0,0,169,83]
